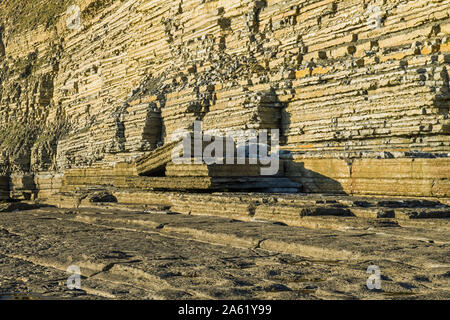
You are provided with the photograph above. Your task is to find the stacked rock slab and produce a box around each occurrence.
[135,141,181,176]
[0,0,449,199]
[62,139,300,193]
[165,162,270,177]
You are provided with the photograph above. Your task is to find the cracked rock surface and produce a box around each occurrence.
[0,207,449,300]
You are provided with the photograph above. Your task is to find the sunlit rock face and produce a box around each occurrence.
[0,0,449,199]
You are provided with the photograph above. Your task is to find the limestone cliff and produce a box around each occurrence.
[0,0,449,199]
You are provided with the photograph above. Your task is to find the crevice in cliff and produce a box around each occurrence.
[0,25,5,59]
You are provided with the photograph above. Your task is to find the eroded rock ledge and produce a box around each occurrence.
[0,0,449,201]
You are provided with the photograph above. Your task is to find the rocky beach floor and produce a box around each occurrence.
[0,204,449,300]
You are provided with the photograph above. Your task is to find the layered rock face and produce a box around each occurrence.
[0,0,449,199]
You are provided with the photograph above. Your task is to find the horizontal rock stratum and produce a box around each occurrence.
[0,0,449,199]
